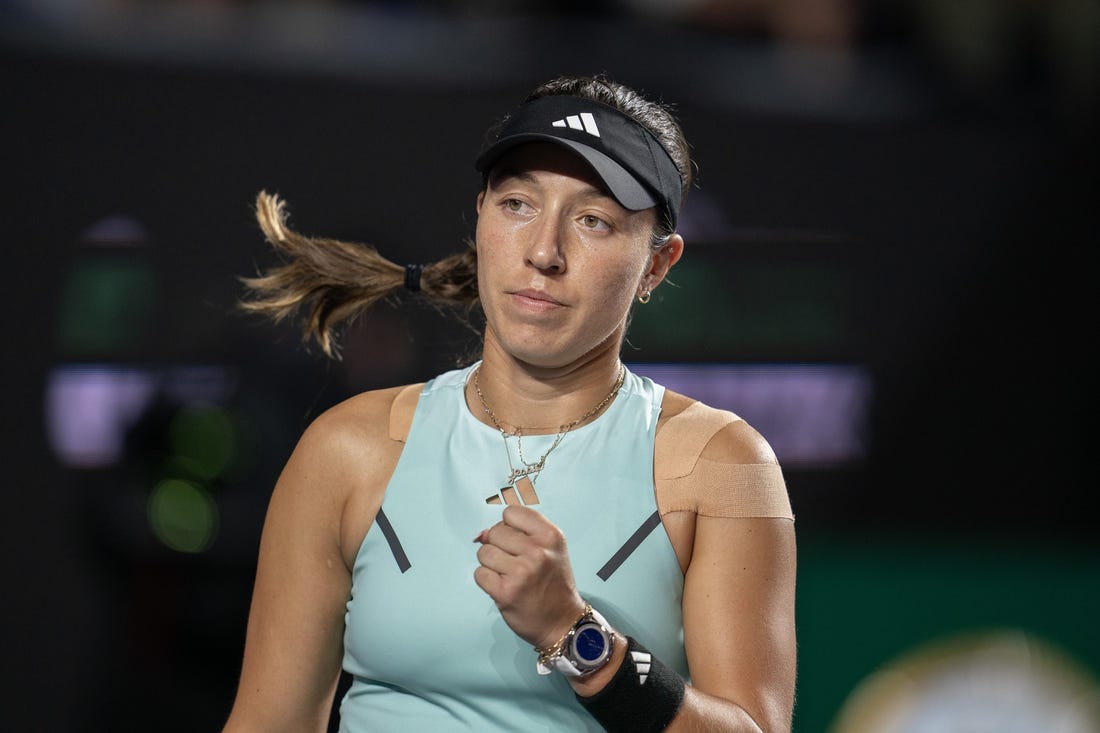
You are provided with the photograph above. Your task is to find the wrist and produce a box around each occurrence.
[575,636,686,733]
[535,602,616,678]
[568,630,627,696]
[534,598,589,652]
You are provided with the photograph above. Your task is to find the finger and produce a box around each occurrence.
[500,504,545,533]
[502,505,563,546]
[483,522,531,555]
[473,565,501,599]
[475,542,516,575]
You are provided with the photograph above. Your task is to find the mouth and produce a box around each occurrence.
[510,288,565,310]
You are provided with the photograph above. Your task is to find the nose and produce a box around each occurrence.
[525,213,566,273]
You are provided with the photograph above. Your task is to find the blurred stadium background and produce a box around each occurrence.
[3,1,1098,731]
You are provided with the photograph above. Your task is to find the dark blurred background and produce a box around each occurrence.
[3,1,1099,731]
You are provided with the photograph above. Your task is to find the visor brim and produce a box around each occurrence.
[475,134,659,213]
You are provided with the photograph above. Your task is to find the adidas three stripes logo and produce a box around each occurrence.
[630,650,652,685]
[552,112,601,137]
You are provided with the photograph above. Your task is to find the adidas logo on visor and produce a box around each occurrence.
[551,112,600,138]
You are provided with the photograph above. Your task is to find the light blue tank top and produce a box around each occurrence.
[340,364,686,732]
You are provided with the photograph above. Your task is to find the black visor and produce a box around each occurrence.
[475,95,682,229]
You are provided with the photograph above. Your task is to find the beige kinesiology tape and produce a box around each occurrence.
[654,400,794,520]
[657,460,793,519]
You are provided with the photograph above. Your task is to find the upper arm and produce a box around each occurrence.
[682,515,797,731]
[677,419,798,731]
[224,391,402,733]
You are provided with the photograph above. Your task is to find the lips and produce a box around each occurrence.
[512,288,567,305]
[510,288,565,310]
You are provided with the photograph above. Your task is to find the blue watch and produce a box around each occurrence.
[541,606,616,678]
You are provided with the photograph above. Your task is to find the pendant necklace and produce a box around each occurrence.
[473,363,626,505]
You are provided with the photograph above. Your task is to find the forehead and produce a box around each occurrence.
[487,143,610,196]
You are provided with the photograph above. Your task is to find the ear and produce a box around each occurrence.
[641,234,684,293]
[476,190,486,215]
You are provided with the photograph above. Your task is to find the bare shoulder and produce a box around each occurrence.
[657,389,778,467]
[283,385,423,568]
[289,389,378,468]
[656,389,791,522]
[701,413,778,466]
[308,385,411,445]
[293,384,418,494]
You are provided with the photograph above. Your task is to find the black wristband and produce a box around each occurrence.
[576,636,685,733]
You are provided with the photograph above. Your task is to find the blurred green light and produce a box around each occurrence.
[55,259,157,357]
[169,406,236,481]
[147,479,218,553]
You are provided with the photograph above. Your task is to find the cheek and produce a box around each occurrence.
[612,246,652,291]
[474,213,513,265]
[473,220,500,283]
[590,258,646,311]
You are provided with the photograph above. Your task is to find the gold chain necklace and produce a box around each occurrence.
[473,363,626,487]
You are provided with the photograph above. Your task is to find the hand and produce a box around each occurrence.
[473,505,587,650]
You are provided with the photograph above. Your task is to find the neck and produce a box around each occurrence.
[469,334,625,435]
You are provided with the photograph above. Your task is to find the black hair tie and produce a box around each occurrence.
[404,263,423,293]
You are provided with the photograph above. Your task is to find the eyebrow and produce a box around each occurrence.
[489,167,537,186]
[489,166,615,203]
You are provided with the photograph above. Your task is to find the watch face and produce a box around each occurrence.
[572,623,611,668]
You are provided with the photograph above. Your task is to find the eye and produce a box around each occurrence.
[504,198,529,213]
[580,214,610,231]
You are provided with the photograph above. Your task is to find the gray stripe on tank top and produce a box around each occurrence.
[375,508,411,573]
[596,510,662,581]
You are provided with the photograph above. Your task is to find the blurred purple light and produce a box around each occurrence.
[44,364,239,469]
[45,366,157,469]
[629,362,871,467]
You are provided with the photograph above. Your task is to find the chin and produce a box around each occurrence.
[490,327,566,364]
[509,349,572,370]
[488,322,622,371]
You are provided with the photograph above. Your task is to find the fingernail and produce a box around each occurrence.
[473,529,489,543]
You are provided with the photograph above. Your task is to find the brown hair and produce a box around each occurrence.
[240,74,690,358]
[239,192,477,357]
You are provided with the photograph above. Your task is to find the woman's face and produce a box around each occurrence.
[475,143,676,370]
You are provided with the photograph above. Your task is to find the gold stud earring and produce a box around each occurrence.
[637,289,651,305]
